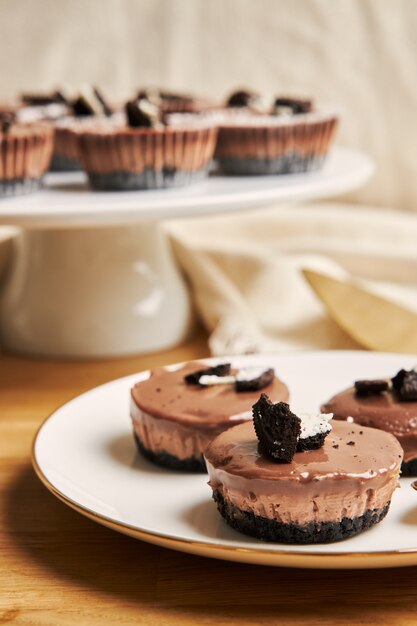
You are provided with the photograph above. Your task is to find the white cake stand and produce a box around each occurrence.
[0,147,373,358]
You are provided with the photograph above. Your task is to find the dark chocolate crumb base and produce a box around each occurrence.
[0,178,42,197]
[401,458,417,477]
[87,167,209,191]
[50,153,82,172]
[213,489,390,544]
[134,433,207,473]
[217,154,325,176]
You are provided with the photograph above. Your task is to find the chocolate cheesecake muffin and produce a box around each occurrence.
[0,114,54,197]
[77,96,218,190]
[130,362,289,471]
[215,93,338,175]
[321,368,417,476]
[205,397,402,543]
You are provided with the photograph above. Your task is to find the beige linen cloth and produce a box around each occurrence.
[0,202,416,355]
[165,203,417,355]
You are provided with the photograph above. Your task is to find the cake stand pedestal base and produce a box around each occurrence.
[0,148,375,358]
[0,223,193,358]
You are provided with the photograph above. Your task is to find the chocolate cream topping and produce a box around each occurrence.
[204,420,402,482]
[321,387,417,462]
[131,361,289,431]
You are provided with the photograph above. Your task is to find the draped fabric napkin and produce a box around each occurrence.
[166,203,417,356]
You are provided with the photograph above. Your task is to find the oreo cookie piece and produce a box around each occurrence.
[273,97,313,115]
[93,88,112,116]
[126,98,162,128]
[184,363,231,386]
[72,86,111,117]
[137,88,161,105]
[137,89,190,103]
[297,433,327,451]
[354,379,389,397]
[235,367,274,392]
[226,89,258,108]
[391,369,417,401]
[252,395,301,463]
[21,90,67,106]
[297,412,333,451]
[159,90,190,101]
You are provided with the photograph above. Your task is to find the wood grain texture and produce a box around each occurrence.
[0,330,416,626]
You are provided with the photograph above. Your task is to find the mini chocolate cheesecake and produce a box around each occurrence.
[216,92,338,176]
[0,114,54,197]
[77,96,217,191]
[17,86,113,172]
[321,369,417,476]
[205,399,402,544]
[50,86,113,172]
[130,362,289,471]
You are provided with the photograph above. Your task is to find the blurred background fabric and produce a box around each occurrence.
[0,0,416,211]
[0,0,416,355]
[166,204,417,355]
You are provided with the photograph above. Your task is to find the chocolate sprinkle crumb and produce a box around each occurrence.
[184,363,231,386]
[391,369,417,402]
[354,379,389,397]
[333,444,339,449]
[347,441,355,446]
[235,368,274,392]
[252,395,301,463]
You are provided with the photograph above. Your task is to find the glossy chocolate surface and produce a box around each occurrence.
[321,387,417,462]
[131,361,289,430]
[205,420,402,482]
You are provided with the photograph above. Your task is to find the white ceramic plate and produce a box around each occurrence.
[33,351,417,569]
[0,147,373,227]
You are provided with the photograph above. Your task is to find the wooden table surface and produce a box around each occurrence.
[1,331,416,626]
